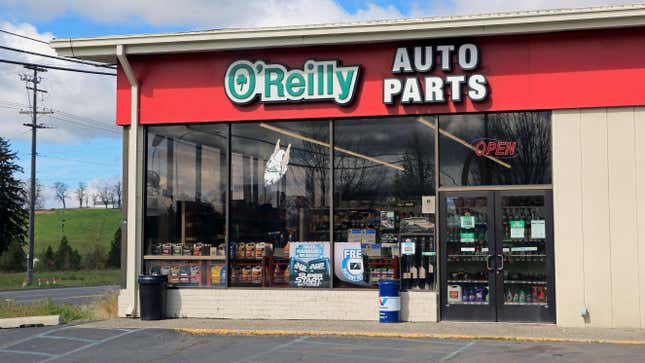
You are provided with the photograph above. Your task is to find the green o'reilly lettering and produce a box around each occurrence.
[225,61,256,103]
[224,59,360,106]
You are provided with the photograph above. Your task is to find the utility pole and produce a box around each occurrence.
[19,66,53,285]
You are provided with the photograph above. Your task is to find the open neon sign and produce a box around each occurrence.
[473,139,518,158]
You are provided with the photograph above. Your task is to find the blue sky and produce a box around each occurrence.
[0,0,632,207]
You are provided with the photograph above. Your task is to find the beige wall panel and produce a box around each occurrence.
[635,107,645,328]
[401,291,437,322]
[579,109,613,327]
[607,108,641,328]
[552,109,586,327]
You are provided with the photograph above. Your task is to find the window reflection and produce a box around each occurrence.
[333,117,436,289]
[230,121,330,288]
[145,125,228,288]
[439,112,551,186]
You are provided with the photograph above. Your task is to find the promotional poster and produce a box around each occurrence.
[289,242,331,288]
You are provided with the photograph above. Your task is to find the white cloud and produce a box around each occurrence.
[412,0,635,17]
[2,0,636,29]
[2,0,403,28]
[0,21,118,144]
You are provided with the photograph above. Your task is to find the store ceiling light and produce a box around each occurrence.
[258,123,405,172]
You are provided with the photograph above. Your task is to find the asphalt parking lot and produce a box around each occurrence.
[1,325,645,362]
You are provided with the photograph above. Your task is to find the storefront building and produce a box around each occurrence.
[52,4,645,328]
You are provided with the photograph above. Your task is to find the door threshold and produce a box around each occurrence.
[439,320,555,326]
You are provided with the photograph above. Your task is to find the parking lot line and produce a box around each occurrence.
[441,341,475,361]
[0,348,56,357]
[40,328,143,363]
[38,334,101,344]
[234,336,309,363]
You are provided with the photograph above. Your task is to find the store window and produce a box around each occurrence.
[333,117,436,290]
[438,112,552,187]
[230,121,331,288]
[144,125,228,288]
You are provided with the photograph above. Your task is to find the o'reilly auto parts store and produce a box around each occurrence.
[52,4,645,328]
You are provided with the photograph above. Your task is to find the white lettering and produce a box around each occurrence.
[401,77,422,103]
[383,78,402,104]
[392,47,413,73]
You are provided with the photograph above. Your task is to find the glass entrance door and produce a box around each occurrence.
[440,191,496,321]
[495,190,555,322]
[440,190,555,323]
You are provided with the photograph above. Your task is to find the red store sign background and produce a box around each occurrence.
[116,27,645,125]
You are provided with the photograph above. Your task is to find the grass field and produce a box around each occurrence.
[0,269,120,290]
[0,291,118,321]
[35,208,121,257]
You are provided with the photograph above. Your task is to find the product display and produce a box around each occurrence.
[443,196,491,306]
[148,261,203,287]
[208,264,227,287]
[149,242,224,257]
[399,232,435,291]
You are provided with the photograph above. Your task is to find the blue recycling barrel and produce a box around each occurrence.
[378,280,400,323]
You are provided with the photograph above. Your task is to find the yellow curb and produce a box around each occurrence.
[177,328,645,345]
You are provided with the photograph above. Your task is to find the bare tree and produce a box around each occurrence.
[98,185,113,209]
[91,192,99,207]
[53,182,68,209]
[84,193,90,208]
[75,182,87,208]
[113,180,122,208]
[23,178,44,209]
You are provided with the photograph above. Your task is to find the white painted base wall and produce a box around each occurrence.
[118,289,437,322]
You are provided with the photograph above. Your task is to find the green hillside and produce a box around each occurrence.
[34,208,121,257]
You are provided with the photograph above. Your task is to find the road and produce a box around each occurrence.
[1,325,644,362]
[0,285,117,306]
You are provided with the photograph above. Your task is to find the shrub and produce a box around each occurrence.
[41,245,56,271]
[0,241,26,272]
[54,236,81,270]
[83,245,107,270]
[107,227,121,268]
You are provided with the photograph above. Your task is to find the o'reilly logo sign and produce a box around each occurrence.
[225,60,360,106]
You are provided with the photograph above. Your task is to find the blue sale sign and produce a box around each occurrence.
[289,242,331,288]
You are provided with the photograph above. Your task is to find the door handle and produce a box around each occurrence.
[496,254,504,271]
[486,255,493,271]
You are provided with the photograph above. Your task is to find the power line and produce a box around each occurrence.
[0,100,115,129]
[0,45,116,69]
[0,28,50,45]
[0,102,120,134]
[39,154,119,168]
[0,58,117,76]
[54,110,117,130]
[48,115,121,135]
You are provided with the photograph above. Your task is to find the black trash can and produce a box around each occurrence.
[138,275,167,320]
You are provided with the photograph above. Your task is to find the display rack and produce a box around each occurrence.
[230,257,267,287]
[267,256,290,287]
[367,256,399,284]
[144,255,225,261]
[399,231,435,291]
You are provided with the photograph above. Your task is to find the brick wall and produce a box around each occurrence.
[152,289,437,322]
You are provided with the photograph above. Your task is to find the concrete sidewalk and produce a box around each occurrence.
[78,318,645,344]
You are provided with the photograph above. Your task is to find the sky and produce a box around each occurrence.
[0,0,636,208]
